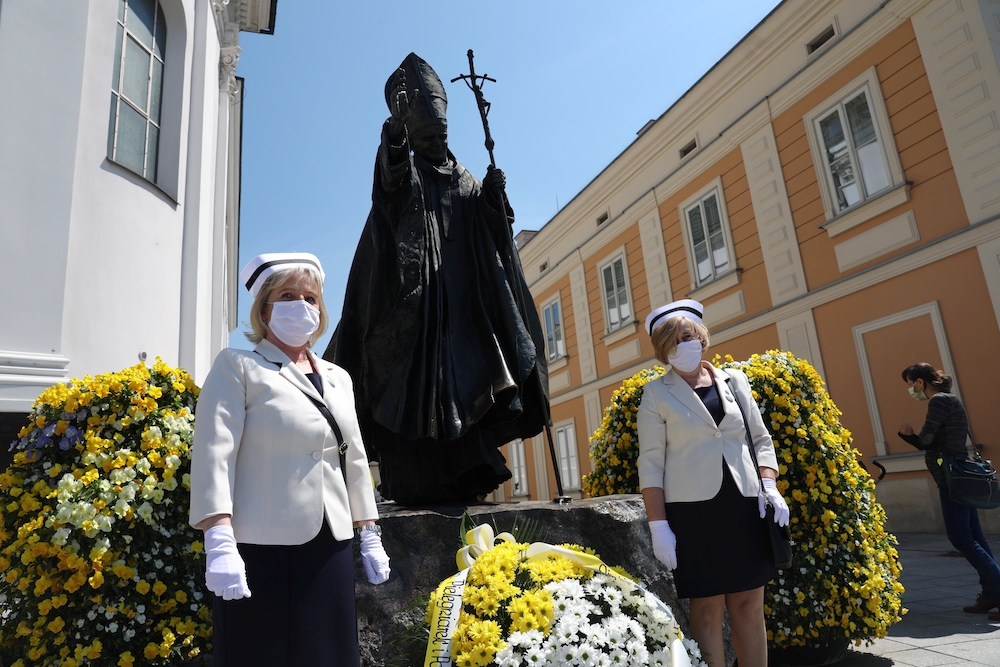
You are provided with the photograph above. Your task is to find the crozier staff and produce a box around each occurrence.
[190,253,389,667]
[637,299,787,667]
[898,363,1000,618]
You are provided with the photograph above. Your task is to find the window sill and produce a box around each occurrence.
[548,355,569,371]
[820,182,911,238]
[104,157,179,204]
[601,320,638,346]
[686,269,742,301]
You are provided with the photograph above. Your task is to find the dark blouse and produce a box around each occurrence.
[305,372,324,397]
[695,383,725,426]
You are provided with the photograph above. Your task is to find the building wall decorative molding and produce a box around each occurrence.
[549,370,572,393]
[607,339,642,369]
[569,262,598,385]
[741,123,809,304]
[704,290,747,327]
[584,390,602,449]
[912,0,1000,223]
[834,210,921,271]
[852,300,960,456]
[639,210,672,312]
[977,233,1000,332]
[775,309,827,381]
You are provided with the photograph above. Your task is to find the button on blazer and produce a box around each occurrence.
[636,364,778,503]
[189,340,378,544]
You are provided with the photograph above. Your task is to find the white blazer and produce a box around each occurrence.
[189,339,378,544]
[636,364,778,503]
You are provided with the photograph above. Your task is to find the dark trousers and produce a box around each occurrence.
[212,524,360,667]
[939,486,1000,599]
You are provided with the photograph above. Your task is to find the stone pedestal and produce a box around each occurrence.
[351,495,694,666]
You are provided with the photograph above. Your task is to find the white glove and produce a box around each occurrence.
[204,525,252,600]
[648,520,677,570]
[359,529,390,584]
[760,478,790,527]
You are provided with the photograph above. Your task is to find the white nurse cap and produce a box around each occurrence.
[239,253,325,298]
[645,299,704,335]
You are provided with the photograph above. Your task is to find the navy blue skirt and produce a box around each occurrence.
[212,523,359,667]
[664,465,776,598]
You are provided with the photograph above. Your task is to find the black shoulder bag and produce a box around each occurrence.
[725,374,793,569]
[942,432,1000,510]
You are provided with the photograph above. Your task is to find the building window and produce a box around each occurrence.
[685,189,733,286]
[599,254,632,333]
[108,0,166,182]
[509,439,528,496]
[814,84,891,213]
[555,423,580,491]
[804,68,905,231]
[542,298,566,363]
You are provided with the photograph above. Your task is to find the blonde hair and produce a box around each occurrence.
[244,267,328,346]
[650,316,710,364]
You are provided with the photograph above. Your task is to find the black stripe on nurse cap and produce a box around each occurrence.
[239,253,326,298]
[644,299,704,335]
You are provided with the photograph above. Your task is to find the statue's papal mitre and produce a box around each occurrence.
[385,52,447,132]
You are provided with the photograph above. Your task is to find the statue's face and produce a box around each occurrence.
[410,123,448,165]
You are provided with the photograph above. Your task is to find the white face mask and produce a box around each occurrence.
[668,340,703,373]
[267,300,320,347]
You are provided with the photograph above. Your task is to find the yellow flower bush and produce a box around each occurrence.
[717,351,904,648]
[0,360,210,666]
[582,366,665,497]
[583,351,905,648]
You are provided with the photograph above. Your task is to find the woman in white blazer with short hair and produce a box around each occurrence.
[637,300,788,667]
[189,253,389,667]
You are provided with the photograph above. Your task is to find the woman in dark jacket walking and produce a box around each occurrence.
[898,363,1000,618]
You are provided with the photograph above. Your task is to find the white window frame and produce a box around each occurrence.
[108,0,167,183]
[508,438,529,497]
[804,67,906,235]
[555,421,581,492]
[596,247,634,335]
[677,177,738,293]
[541,295,566,364]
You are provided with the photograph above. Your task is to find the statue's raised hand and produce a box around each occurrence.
[483,165,506,196]
[387,68,410,135]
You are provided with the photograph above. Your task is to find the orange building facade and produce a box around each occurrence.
[497,0,1000,533]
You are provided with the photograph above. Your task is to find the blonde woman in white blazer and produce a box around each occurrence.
[637,300,788,667]
[189,253,389,667]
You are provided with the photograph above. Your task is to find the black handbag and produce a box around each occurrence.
[943,452,1000,510]
[726,375,793,570]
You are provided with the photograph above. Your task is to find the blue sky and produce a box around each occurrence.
[230,1,784,351]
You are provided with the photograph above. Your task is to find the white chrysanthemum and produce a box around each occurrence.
[650,648,672,666]
[509,630,544,648]
[523,645,547,665]
[495,642,520,667]
[545,577,585,599]
[606,647,627,665]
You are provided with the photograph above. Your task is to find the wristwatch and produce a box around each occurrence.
[355,524,382,537]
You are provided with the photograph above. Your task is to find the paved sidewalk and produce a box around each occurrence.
[837,532,1000,667]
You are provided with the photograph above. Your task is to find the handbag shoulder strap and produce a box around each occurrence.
[724,373,765,489]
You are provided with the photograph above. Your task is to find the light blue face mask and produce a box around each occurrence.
[908,384,927,401]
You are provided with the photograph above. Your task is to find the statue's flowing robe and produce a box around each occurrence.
[324,124,549,504]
